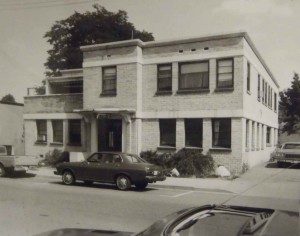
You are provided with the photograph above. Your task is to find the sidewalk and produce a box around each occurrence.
[27,163,273,194]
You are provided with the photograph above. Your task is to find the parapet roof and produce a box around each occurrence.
[80,32,279,88]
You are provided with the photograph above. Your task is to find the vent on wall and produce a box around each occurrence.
[204,47,209,50]
[179,50,183,53]
[191,48,196,52]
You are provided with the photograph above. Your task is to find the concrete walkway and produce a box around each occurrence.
[27,162,278,194]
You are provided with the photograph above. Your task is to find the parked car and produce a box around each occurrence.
[0,145,39,177]
[35,204,299,235]
[273,142,300,167]
[54,152,166,190]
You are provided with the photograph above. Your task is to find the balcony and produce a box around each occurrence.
[24,93,83,114]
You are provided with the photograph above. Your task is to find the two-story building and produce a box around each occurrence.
[24,32,279,173]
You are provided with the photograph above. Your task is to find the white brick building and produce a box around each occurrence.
[24,32,279,173]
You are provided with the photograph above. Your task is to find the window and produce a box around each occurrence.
[266,127,271,145]
[247,62,251,92]
[157,64,172,92]
[245,120,249,149]
[262,79,265,104]
[212,118,231,148]
[102,66,117,94]
[270,88,273,108]
[52,120,63,143]
[257,75,261,101]
[185,119,203,148]
[264,81,267,106]
[274,92,277,112]
[159,119,176,147]
[179,61,209,90]
[36,120,47,142]
[217,59,234,88]
[69,120,81,145]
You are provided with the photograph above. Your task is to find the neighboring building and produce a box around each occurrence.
[24,32,279,173]
[0,101,24,155]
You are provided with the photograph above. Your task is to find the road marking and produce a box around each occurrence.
[173,191,194,198]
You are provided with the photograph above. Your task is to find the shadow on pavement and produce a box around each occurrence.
[48,181,156,192]
[10,172,36,178]
[265,162,300,169]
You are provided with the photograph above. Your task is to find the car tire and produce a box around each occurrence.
[62,170,75,185]
[84,181,93,185]
[135,182,148,190]
[0,164,6,177]
[116,175,131,190]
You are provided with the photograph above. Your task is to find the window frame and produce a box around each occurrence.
[52,120,63,143]
[212,118,231,149]
[36,120,47,143]
[274,92,277,112]
[159,119,176,147]
[102,66,117,95]
[257,74,261,101]
[178,60,210,91]
[157,63,172,93]
[216,58,234,89]
[68,119,81,146]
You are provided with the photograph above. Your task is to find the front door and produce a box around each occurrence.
[98,119,122,152]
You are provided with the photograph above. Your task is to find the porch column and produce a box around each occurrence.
[203,118,212,153]
[90,118,98,153]
[252,121,257,151]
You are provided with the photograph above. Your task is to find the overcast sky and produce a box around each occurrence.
[0,0,299,102]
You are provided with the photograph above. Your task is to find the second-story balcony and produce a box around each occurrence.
[24,69,83,114]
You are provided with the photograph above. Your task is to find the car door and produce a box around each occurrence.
[100,153,124,182]
[84,153,106,181]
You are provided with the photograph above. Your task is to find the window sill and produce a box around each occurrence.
[155,91,173,96]
[100,92,117,97]
[157,146,176,151]
[35,141,47,145]
[176,88,210,94]
[214,87,234,92]
[67,143,82,147]
[184,147,203,151]
[209,148,232,152]
[266,144,272,147]
[50,142,63,146]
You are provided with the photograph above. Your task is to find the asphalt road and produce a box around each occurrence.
[0,164,299,236]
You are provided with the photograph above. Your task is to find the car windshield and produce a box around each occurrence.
[123,154,146,163]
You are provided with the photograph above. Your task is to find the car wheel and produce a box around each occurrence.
[0,164,6,177]
[135,182,148,190]
[84,181,93,185]
[116,175,131,190]
[62,170,75,185]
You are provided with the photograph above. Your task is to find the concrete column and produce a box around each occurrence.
[63,119,68,146]
[261,124,265,150]
[176,119,185,150]
[136,119,142,154]
[172,62,179,92]
[47,120,52,144]
[90,118,98,153]
[210,59,217,90]
[203,118,212,153]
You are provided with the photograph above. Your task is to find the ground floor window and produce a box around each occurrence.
[52,120,63,143]
[266,127,271,145]
[36,120,47,142]
[212,118,231,148]
[69,120,81,145]
[185,119,203,147]
[159,119,176,147]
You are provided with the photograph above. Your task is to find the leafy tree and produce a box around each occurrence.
[1,94,16,103]
[44,4,154,76]
[279,73,300,134]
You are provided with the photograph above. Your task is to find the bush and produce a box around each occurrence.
[44,149,69,166]
[140,149,215,178]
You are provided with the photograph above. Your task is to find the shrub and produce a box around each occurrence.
[44,149,69,166]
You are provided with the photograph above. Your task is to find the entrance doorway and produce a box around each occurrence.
[98,119,122,152]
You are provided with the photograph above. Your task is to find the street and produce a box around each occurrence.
[0,164,299,236]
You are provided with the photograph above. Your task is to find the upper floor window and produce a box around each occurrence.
[274,92,277,112]
[264,81,268,106]
[52,120,63,143]
[212,118,231,148]
[157,64,172,92]
[185,119,203,148]
[217,58,233,89]
[257,75,261,101]
[69,120,81,145]
[159,119,176,147]
[179,61,209,90]
[36,120,47,142]
[102,66,117,95]
[247,62,251,92]
[262,79,265,104]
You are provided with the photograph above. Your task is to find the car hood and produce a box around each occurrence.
[35,228,134,236]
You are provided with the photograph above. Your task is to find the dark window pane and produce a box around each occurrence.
[212,119,231,148]
[103,67,116,93]
[159,119,176,147]
[36,120,47,142]
[69,120,81,145]
[185,119,203,147]
[52,120,63,143]
[158,64,172,91]
[217,59,233,88]
[179,62,209,90]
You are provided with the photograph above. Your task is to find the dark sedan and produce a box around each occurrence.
[35,204,299,236]
[54,152,166,190]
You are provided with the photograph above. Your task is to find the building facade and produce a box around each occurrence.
[24,32,279,173]
[0,101,24,155]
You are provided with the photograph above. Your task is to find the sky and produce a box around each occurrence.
[0,0,299,103]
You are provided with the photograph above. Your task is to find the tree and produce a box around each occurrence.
[1,94,16,103]
[279,73,300,134]
[44,4,154,76]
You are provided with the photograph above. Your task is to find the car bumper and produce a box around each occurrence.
[274,157,300,163]
[146,175,166,183]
